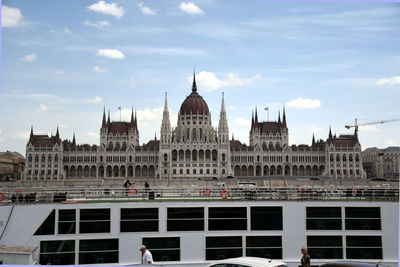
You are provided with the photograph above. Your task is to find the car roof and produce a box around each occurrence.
[320,261,381,267]
[207,257,285,267]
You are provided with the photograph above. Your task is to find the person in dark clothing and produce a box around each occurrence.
[300,246,310,267]
[11,194,16,203]
[145,181,150,190]
[123,179,131,196]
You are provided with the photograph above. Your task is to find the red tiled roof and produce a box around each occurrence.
[230,140,248,150]
[332,139,355,147]
[107,122,132,134]
[254,122,283,134]
[180,92,209,115]
[29,135,60,147]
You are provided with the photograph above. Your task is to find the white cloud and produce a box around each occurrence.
[93,66,108,73]
[14,131,30,141]
[359,125,380,133]
[86,97,103,104]
[83,20,110,28]
[376,75,400,86]
[87,1,125,18]
[233,117,251,127]
[21,53,37,62]
[384,140,399,146]
[87,132,100,140]
[1,5,23,27]
[286,97,321,109]
[137,3,156,15]
[63,27,71,34]
[179,2,204,15]
[37,104,48,112]
[97,49,125,59]
[55,70,64,75]
[311,126,322,133]
[190,71,261,92]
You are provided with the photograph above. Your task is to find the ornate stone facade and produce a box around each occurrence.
[23,74,366,181]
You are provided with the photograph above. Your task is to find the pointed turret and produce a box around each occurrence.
[30,125,33,137]
[192,70,197,93]
[312,133,315,145]
[251,110,254,129]
[218,92,229,144]
[282,106,287,128]
[160,92,171,144]
[354,127,359,144]
[154,133,157,140]
[107,110,110,124]
[72,133,76,145]
[255,106,258,123]
[328,126,332,140]
[56,126,59,138]
[130,107,134,123]
[278,110,281,123]
[102,107,106,127]
[134,109,138,131]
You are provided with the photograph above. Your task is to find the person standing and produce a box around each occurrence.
[123,179,131,196]
[300,246,310,267]
[140,245,153,264]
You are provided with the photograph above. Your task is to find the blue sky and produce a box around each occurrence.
[1,0,400,154]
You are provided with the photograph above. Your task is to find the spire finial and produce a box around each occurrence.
[282,106,287,127]
[192,67,197,93]
[107,110,110,124]
[329,126,332,139]
[56,126,59,138]
[72,132,76,145]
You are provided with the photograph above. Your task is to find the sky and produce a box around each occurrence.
[1,0,400,155]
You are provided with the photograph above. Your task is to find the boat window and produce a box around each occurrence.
[79,239,118,264]
[209,207,247,231]
[34,209,55,235]
[209,265,250,267]
[346,236,382,259]
[246,236,282,259]
[79,209,110,233]
[345,207,381,230]
[206,236,242,260]
[142,237,180,262]
[307,236,343,259]
[120,208,158,232]
[40,240,75,265]
[167,207,204,231]
[251,207,282,230]
[306,207,341,230]
[58,209,76,234]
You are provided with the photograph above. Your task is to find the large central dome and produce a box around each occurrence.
[179,74,209,115]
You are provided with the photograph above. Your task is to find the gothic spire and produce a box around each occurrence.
[220,92,226,113]
[56,126,59,138]
[282,106,287,128]
[251,109,254,129]
[329,126,332,140]
[192,69,197,93]
[255,106,258,123]
[30,125,33,137]
[72,133,76,145]
[164,92,169,112]
[107,110,110,124]
[312,133,315,145]
[278,110,281,123]
[102,107,106,127]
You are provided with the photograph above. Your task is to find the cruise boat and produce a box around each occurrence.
[0,185,398,266]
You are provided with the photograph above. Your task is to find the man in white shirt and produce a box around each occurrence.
[140,245,153,264]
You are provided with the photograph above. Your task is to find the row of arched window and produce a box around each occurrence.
[329,154,359,162]
[28,154,58,163]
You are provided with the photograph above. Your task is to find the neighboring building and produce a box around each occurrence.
[23,74,366,181]
[0,151,25,181]
[362,146,400,179]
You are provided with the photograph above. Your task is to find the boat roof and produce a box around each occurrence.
[207,257,285,267]
[320,261,384,267]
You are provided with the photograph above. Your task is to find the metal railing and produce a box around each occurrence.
[0,186,398,204]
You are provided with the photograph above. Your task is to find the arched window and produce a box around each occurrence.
[164,153,168,162]
[336,154,340,161]
[330,154,334,162]
[349,154,353,162]
[35,154,39,162]
[269,142,274,150]
[343,154,347,161]
[200,128,203,140]
[186,128,190,141]
[41,154,46,162]
[192,128,196,141]
[355,154,360,162]
[276,142,281,149]
[108,142,113,150]
[222,153,226,161]
[28,155,32,162]
[48,154,52,162]
[129,155,132,162]
[55,154,58,162]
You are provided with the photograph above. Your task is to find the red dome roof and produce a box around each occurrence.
[179,73,209,115]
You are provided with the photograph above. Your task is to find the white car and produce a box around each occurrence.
[206,257,288,267]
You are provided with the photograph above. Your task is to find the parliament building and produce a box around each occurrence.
[23,74,366,181]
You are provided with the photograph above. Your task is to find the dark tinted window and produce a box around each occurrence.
[79,239,118,264]
[346,236,382,259]
[121,208,158,232]
[209,208,247,231]
[40,240,75,265]
[34,210,55,235]
[206,236,242,260]
[345,208,381,230]
[167,207,204,231]
[142,237,180,262]
[58,209,76,234]
[246,236,282,259]
[80,209,110,233]
[307,236,343,259]
[251,207,282,230]
[306,207,341,230]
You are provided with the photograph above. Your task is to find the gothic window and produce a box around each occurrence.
[193,128,196,141]
[35,154,39,162]
[349,154,353,162]
[330,154,334,162]
[41,155,46,162]
[222,154,226,162]
[48,154,52,162]
[276,142,280,149]
[336,154,340,161]
[355,154,360,162]
[200,129,203,140]
[269,142,274,150]
[187,128,190,141]
[164,153,168,162]
[28,155,32,162]
[108,142,113,150]
[343,154,347,161]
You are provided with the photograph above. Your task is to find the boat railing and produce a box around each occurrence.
[0,186,398,204]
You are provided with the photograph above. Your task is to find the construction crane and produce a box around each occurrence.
[345,118,400,134]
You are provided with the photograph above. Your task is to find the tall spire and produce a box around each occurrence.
[72,133,76,145]
[329,126,332,140]
[130,107,134,123]
[160,92,171,144]
[30,125,33,137]
[56,126,59,138]
[255,106,258,123]
[164,92,169,112]
[282,106,287,128]
[312,133,315,145]
[251,109,254,129]
[278,110,281,123]
[192,68,197,93]
[134,109,138,131]
[107,110,110,124]
[218,91,229,144]
[102,107,106,127]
